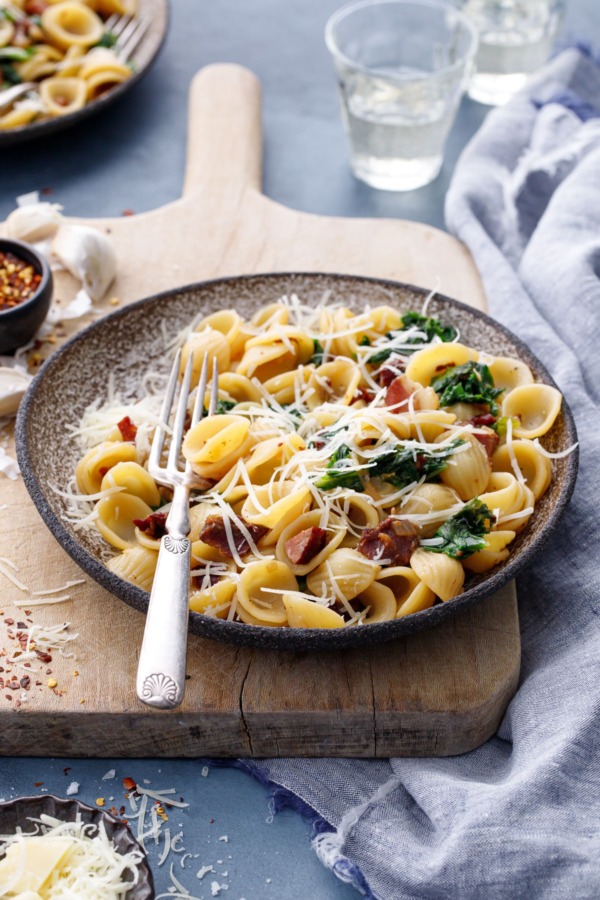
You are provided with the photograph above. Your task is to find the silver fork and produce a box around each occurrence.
[136,351,218,710]
[105,12,150,63]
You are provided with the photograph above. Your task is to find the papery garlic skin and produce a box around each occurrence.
[6,202,64,243]
[52,224,116,302]
[0,366,32,417]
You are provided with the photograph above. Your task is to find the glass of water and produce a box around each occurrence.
[325,0,478,192]
[459,0,567,106]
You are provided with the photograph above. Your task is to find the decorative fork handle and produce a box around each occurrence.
[136,486,191,710]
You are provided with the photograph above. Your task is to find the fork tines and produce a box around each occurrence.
[148,352,219,489]
[104,13,150,63]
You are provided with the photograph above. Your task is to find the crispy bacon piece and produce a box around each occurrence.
[352,386,376,405]
[471,413,496,427]
[385,374,418,411]
[357,518,419,566]
[285,527,327,565]
[472,425,500,460]
[133,511,168,540]
[117,415,137,442]
[199,515,268,558]
[378,356,405,387]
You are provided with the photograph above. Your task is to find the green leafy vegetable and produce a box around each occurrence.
[423,498,494,559]
[368,311,458,364]
[0,47,34,62]
[314,444,364,493]
[203,399,237,416]
[432,361,503,414]
[493,415,520,437]
[309,338,324,365]
[359,335,371,346]
[368,438,464,489]
[95,30,118,48]
[0,62,21,85]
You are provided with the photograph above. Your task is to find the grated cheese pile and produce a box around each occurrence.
[0,814,144,899]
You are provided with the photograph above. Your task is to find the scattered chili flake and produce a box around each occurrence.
[117,415,137,442]
[0,251,42,312]
[122,776,137,792]
[64,767,71,775]
[36,650,52,663]
[121,209,135,217]
[4,618,14,626]
[34,781,43,787]
[41,186,53,195]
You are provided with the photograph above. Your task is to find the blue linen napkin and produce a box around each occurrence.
[229,48,600,899]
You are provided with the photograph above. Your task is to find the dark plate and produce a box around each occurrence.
[0,0,168,148]
[15,272,578,650]
[0,794,154,898]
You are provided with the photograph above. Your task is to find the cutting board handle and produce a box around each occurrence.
[182,64,263,198]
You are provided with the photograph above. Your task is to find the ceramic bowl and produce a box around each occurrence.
[0,794,154,898]
[15,272,579,650]
[0,237,53,354]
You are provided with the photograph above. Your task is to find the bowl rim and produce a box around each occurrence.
[0,792,155,898]
[0,236,53,319]
[15,271,580,650]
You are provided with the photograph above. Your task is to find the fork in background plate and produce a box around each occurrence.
[136,351,218,710]
[105,12,150,63]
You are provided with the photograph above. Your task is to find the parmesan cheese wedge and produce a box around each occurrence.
[0,836,73,892]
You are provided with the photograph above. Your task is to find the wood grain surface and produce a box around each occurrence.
[0,64,520,758]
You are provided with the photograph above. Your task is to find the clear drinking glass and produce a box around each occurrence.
[460,0,567,105]
[325,0,478,191]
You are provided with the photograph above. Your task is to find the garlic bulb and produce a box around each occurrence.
[52,224,116,302]
[6,202,64,243]
[0,366,32,417]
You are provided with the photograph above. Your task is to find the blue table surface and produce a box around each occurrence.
[1,1,599,897]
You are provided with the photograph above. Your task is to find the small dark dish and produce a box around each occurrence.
[0,794,154,898]
[0,237,53,354]
[15,272,579,651]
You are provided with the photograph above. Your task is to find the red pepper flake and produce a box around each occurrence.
[4,618,14,626]
[35,650,52,663]
[117,415,137,442]
[5,694,12,701]
[34,781,43,787]
[64,767,71,775]
[122,776,137,792]
[0,251,42,312]
[121,209,135,217]
[40,185,53,195]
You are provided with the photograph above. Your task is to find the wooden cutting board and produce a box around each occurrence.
[0,64,520,758]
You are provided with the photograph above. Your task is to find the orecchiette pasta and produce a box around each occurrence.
[0,0,139,130]
[70,296,571,630]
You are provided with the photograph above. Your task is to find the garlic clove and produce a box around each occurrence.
[0,366,32,417]
[6,202,64,243]
[52,224,116,302]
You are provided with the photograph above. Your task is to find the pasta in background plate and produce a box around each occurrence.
[0,0,136,129]
[68,294,570,630]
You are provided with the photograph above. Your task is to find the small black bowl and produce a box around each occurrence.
[0,794,154,898]
[0,237,53,355]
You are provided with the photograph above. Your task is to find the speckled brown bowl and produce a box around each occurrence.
[15,272,578,650]
[0,0,168,148]
[0,794,154,898]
